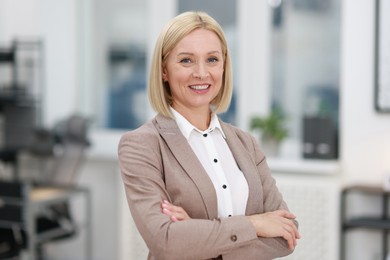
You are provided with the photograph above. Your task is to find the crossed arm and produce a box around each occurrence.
[161,200,300,250]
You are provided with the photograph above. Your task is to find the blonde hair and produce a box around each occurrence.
[148,11,233,118]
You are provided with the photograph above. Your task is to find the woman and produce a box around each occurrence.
[118,11,300,260]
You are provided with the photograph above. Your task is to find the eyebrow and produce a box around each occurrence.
[176,51,221,56]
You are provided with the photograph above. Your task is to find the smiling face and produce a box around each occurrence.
[162,28,224,115]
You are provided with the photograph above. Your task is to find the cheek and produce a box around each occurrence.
[212,67,224,82]
[171,68,193,84]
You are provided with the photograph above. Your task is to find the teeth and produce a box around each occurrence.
[190,85,209,90]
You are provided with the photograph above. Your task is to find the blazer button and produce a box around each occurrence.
[230,235,237,242]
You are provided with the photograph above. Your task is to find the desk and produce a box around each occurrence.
[27,186,92,260]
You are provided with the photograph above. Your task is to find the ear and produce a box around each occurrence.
[162,68,168,82]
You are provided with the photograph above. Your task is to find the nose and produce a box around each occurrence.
[192,62,209,79]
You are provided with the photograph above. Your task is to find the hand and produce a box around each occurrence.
[161,200,191,222]
[248,210,301,250]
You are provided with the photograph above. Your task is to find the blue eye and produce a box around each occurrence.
[208,57,218,63]
[180,58,192,64]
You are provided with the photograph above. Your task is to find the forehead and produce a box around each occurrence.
[173,28,222,53]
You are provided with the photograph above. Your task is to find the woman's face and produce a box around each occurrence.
[163,28,224,114]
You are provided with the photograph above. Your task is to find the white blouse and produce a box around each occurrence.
[171,108,249,218]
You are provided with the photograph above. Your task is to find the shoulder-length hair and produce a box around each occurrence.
[148,11,233,118]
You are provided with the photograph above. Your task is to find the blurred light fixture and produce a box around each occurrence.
[267,0,282,8]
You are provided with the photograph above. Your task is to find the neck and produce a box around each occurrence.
[189,112,211,131]
[172,105,211,131]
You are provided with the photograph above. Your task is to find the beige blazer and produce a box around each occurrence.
[118,114,294,260]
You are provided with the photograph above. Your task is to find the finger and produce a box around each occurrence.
[282,231,294,250]
[162,201,179,214]
[283,230,296,250]
[281,222,297,248]
[287,219,301,239]
[292,223,301,239]
[288,226,298,248]
[170,215,179,222]
[162,207,180,222]
[277,210,296,219]
[164,203,182,215]
[281,216,300,240]
[162,207,172,216]
[162,200,170,210]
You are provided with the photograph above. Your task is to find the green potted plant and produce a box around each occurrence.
[249,107,289,156]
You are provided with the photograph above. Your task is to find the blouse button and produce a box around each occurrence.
[214,158,218,163]
[230,235,237,242]
[222,184,227,189]
[203,133,207,137]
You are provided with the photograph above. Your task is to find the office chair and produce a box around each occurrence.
[0,114,91,259]
[0,181,29,259]
[50,114,91,185]
[32,114,91,256]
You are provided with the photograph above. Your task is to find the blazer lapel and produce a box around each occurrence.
[154,114,218,219]
[221,123,264,215]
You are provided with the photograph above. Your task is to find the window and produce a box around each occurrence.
[269,0,341,159]
[82,0,148,130]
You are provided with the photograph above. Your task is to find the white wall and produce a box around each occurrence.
[341,0,390,185]
[0,0,39,39]
[38,0,81,127]
[0,0,81,128]
[237,1,271,129]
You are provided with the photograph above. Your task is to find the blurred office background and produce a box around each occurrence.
[0,0,390,259]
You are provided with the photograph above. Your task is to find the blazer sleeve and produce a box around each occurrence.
[118,128,260,260]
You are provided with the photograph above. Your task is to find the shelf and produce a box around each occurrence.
[343,184,390,195]
[340,185,390,260]
[267,157,340,175]
[343,217,390,230]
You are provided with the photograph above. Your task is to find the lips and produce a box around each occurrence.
[189,84,210,90]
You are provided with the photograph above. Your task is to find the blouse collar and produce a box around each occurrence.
[170,107,226,140]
